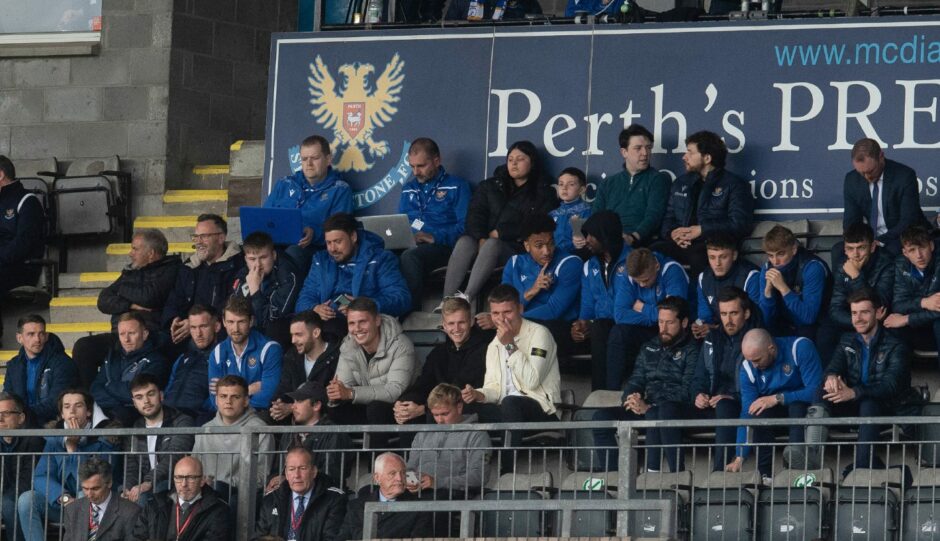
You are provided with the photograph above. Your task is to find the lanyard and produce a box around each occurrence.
[291,497,305,532]
[416,169,445,216]
[176,502,199,537]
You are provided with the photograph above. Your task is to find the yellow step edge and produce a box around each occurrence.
[0,349,72,362]
[80,272,120,283]
[50,297,98,307]
[108,242,194,255]
[230,140,244,151]
[163,190,229,203]
[134,216,198,228]
[193,165,230,175]
[47,322,111,333]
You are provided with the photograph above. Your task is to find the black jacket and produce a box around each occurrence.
[3,333,78,426]
[698,259,760,324]
[660,168,754,241]
[464,174,558,246]
[131,485,231,541]
[90,336,169,424]
[826,329,916,409]
[231,253,301,326]
[337,486,432,541]
[0,179,44,267]
[276,418,352,483]
[98,255,181,332]
[161,242,245,328]
[274,337,342,397]
[0,435,45,498]
[843,159,929,250]
[892,252,940,328]
[164,340,215,419]
[398,326,494,404]
[623,332,699,405]
[254,477,347,541]
[124,407,195,493]
[829,248,895,328]
[694,316,759,400]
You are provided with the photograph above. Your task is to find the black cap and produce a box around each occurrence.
[282,382,327,404]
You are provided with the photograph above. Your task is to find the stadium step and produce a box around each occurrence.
[49,296,105,324]
[186,164,231,190]
[106,242,195,271]
[162,189,228,215]
[58,272,118,299]
[133,214,242,244]
[46,322,111,349]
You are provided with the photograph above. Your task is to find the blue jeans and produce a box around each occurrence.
[16,490,61,541]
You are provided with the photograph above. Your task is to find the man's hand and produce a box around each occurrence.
[269,399,292,422]
[462,384,484,404]
[670,228,685,243]
[326,377,353,402]
[313,303,336,321]
[632,300,645,313]
[247,381,262,396]
[694,393,711,409]
[725,457,744,473]
[265,476,283,495]
[709,394,733,408]
[884,313,910,328]
[842,256,866,280]
[475,312,494,330]
[571,320,590,342]
[823,375,844,395]
[922,293,940,312]
[170,317,191,344]
[524,263,553,301]
[823,385,857,404]
[123,482,151,502]
[622,233,635,246]
[393,401,426,424]
[63,417,83,452]
[748,395,781,416]
[572,235,587,249]
[691,321,715,340]
[623,392,649,415]
[209,377,219,396]
[419,473,434,490]
[494,316,518,346]
[415,232,435,244]
[764,268,791,296]
[687,225,703,241]
[246,260,264,295]
[298,227,314,248]
[129,303,153,311]
[488,230,499,239]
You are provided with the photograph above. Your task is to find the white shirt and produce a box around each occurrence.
[304,354,316,377]
[145,418,163,470]
[91,493,112,524]
[500,344,522,398]
[869,174,887,237]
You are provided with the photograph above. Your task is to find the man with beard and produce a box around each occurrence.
[694,287,759,471]
[593,297,698,473]
[4,315,77,426]
[269,311,341,424]
[653,130,754,276]
[208,297,283,411]
[162,214,244,346]
[163,305,221,421]
[571,211,632,390]
[691,233,760,339]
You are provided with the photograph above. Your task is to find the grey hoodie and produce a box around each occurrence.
[193,409,273,487]
[336,315,417,404]
[407,413,491,491]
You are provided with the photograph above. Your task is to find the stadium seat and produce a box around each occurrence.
[556,471,618,537]
[479,472,554,537]
[903,468,940,541]
[402,328,445,371]
[4,158,60,303]
[565,390,620,472]
[834,467,904,540]
[757,468,834,540]
[691,470,761,540]
[630,470,692,538]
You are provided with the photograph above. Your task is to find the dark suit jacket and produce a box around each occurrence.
[843,159,928,250]
[63,494,141,541]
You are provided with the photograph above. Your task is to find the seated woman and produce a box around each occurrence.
[440,140,558,309]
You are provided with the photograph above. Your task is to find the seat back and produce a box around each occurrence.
[833,486,898,541]
[479,490,551,537]
[691,487,755,540]
[757,486,825,541]
[403,329,445,372]
[556,489,615,537]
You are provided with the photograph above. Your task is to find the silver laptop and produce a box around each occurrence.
[358,214,417,250]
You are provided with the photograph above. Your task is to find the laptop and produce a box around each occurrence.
[358,214,417,250]
[239,207,303,245]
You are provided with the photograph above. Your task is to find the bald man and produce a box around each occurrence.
[725,329,822,479]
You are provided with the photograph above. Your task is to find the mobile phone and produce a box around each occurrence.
[333,294,352,307]
[406,470,419,485]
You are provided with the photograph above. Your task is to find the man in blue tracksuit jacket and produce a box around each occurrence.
[164,305,220,423]
[4,316,77,426]
[885,225,940,361]
[397,139,471,312]
[726,329,822,477]
[758,225,831,340]
[296,213,411,336]
[208,297,283,411]
[263,135,353,259]
[693,233,760,338]
[607,248,689,390]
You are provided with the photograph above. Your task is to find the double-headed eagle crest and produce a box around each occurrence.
[307,53,405,172]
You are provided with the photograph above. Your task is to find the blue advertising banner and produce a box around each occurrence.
[265,18,940,218]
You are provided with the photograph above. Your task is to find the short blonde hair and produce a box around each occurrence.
[426,383,462,410]
[441,297,471,316]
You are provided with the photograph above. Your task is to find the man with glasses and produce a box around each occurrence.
[131,456,231,541]
[0,392,44,541]
[162,214,245,346]
[62,458,139,541]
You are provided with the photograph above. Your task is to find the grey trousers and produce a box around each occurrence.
[443,236,516,300]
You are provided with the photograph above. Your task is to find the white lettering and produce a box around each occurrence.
[489,89,542,157]
[828,81,885,150]
[583,113,613,156]
[895,79,940,149]
[651,84,687,153]
[722,110,746,153]
[773,82,824,151]
[543,114,577,157]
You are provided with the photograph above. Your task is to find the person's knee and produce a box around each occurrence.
[16,490,38,514]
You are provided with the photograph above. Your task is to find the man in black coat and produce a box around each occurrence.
[338,452,432,541]
[0,392,44,541]
[164,305,220,423]
[255,447,346,541]
[269,311,341,424]
[131,456,231,541]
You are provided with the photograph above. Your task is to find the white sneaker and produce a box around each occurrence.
[435,291,471,313]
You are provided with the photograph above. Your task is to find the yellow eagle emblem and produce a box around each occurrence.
[307,53,405,172]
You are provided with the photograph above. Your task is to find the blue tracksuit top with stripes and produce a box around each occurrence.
[208,329,283,410]
[398,167,471,247]
[579,245,633,321]
[502,250,583,321]
[613,252,689,326]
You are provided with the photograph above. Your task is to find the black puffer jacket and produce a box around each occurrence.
[829,248,895,327]
[464,172,558,246]
[131,485,231,541]
[254,477,347,541]
[337,486,432,541]
[892,252,940,327]
[660,168,754,241]
[161,241,245,328]
[694,316,760,400]
[274,336,342,394]
[0,179,44,266]
[98,255,181,331]
[622,332,698,405]
[826,330,915,408]
[398,326,494,404]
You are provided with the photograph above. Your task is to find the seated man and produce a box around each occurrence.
[815,288,919,471]
[0,392,44,539]
[571,211,632,390]
[694,287,759,471]
[162,213,245,346]
[652,130,754,275]
[608,248,688,390]
[0,155,45,339]
[885,225,940,360]
[269,311,342,424]
[122,374,195,505]
[164,305,220,421]
[62,458,140,541]
[326,297,416,448]
[255,446,347,541]
[550,167,592,254]
[725,329,822,479]
[208,297,283,411]
[461,285,560,458]
[231,231,301,345]
[132,456,231,541]
[691,232,760,339]
[398,138,471,313]
[90,312,169,425]
[4,315,77,426]
[394,296,493,447]
[338,452,432,541]
[18,389,117,541]
[295,213,411,336]
[816,223,895,363]
[194,375,274,497]
[594,297,698,473]
[757,225,831,339]
[407,383,491,498]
